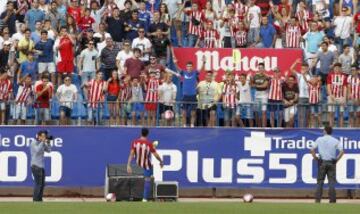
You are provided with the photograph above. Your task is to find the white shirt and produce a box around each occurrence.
[162,0,182,18]
[247,5,261,29]
[57,84,78,109]
[296,73,310,98]
[11,32,24,42]
[334,16,353,39]
[80,48,98,72]
[116,50,133,71]
[158,82,177,106]
[237,78,252,103]
[132,37,152,61]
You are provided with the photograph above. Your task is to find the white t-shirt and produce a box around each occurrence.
[11,32,24,42]
[162,0,182,18]
[116,50,133,70]
[158,82,177,106]
[247,5,261,29]
[334,16,353,39]
[296,73,310,98]
[237,77,252,103]
[132,37,152,61]
[57,84,78,108]
[80,48,98,72]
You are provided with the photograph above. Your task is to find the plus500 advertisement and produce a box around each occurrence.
[0,127,359,189]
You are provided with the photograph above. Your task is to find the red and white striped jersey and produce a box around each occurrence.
[119,83,131,102]
[268,78,284,100]
[87,79,105,108]
[222,82,239,108]
[296,10,310,34]
[0,79,12,101]
[200,29,220,48]
[234,29,248,47]
[15,84,33,104]
[285,24,302,48]
[188,10,204,36]
[234,3,248,19]
[327,72,348,98]
[229,17,240,37]
[131,138,155,170]
[145,78,159,103]
[347,74,360,100]
[308,81,321,104]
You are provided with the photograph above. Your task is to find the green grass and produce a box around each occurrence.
[0,202,359,214]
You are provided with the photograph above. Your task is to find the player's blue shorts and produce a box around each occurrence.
[144,168,153,177]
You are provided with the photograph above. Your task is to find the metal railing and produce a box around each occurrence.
[1,99,359,128]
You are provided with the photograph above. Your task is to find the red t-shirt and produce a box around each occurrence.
[35,82,53,108]
[59,36,74,62]
[79,16,95,31]
[192,0,207,10]
[67,6,82,25]
[124,58,145,79]
[107,80,120,96]
[354,13,360,33]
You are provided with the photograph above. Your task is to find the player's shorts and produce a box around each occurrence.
[57,60,74,73]
[38,62,56,73]
[145,103,157,111]
[14,104,27,120]
[143,168,153,177]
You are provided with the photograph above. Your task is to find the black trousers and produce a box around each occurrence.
[315,160,337,203]
[31,165,45,202]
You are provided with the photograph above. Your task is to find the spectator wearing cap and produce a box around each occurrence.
[105,7,125,44]
[151,28,173,66]
[197,70,221,127]
[35,30,55,84]
[25,1,45,32]
[196,20,220,48]
[0,2,16,36]
[18,28,35,64]
[100,36,120,81]
[327,63,348,127]
[256,16,276,48]
[334,7,353,53]
[347,65,360,127]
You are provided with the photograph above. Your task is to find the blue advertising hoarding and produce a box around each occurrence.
[0,127,359,189]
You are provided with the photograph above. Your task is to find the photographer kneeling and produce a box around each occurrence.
[30,130,52,202]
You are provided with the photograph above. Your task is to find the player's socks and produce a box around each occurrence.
[143,179,151,200]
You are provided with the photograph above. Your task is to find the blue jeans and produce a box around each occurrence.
[188,34,198,47]
[31,165,45,202]
[335,37,352,53]
[248,28,260,45]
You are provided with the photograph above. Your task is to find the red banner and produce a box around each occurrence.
[173,48,303,81]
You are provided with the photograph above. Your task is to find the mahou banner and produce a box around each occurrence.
[173,48,303,80]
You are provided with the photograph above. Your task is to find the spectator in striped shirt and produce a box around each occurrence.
[185,2,205,47]
[144,70,159,126]
[327,63,348,127]
[306,74,322,128]
[0,73,13,125]
[222,72,239,127]
[347,65,360,127]
[234,21,248,48]
[285,16,302,48]
[268,68,285,128]
[84,71,106,125]
[195,20,220,48]
[14,75,33,125]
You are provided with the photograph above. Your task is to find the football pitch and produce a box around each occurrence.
[0,202,359,214]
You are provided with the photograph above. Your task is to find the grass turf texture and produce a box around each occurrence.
[0,202,359,214]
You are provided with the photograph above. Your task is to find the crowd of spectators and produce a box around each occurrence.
[0,0,359,128]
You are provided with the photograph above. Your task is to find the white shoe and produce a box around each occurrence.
[142,199,148,202]
[190,124,194,128]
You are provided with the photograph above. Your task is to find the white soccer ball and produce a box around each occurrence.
[243,193,254,203]
[105,193,116,202]
[164,110,174,120]
[153,140,159,148]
